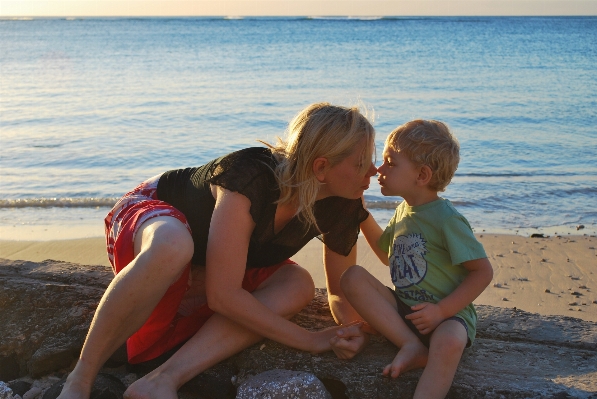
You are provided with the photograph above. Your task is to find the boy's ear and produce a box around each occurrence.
[312,157,329,182]
[416,165,433,186]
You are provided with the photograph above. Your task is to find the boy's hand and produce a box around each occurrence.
[405,303,445,334]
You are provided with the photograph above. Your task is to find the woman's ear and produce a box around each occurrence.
[312,157,329,182]
[416,165,433,186]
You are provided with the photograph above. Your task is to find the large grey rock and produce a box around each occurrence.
[236,369,332,399]
[1,258,596,399]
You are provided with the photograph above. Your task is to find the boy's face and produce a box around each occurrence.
[377,146,421,197]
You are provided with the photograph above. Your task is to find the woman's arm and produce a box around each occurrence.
[324,244,361,326]
[205,186,338,353]
[324,244,371,358]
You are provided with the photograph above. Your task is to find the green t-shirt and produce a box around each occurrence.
[378,198,487,344]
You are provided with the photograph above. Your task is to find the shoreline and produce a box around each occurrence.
[1,234,596,322]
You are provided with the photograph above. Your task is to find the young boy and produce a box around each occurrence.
[340,120,493,399]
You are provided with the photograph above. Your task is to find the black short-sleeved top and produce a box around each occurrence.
[156,147,369,268]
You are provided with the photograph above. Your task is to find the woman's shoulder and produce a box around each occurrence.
[221,146,275,163]
[209,146,278,195]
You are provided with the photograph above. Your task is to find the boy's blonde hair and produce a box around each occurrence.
[386,119,459,192]
[263,102,375,229]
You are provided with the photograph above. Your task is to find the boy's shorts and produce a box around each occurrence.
[387,287,471,348]
[105,176,288,364]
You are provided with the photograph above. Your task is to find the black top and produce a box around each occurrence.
[157,147,369,268]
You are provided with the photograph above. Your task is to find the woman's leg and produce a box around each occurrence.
[340,265,428,378]
[123,263,315,399]
[58,216,194,399]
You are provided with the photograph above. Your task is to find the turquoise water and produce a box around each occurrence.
[1,17,596,237]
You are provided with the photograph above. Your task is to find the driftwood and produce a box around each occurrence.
[1,258,596,399]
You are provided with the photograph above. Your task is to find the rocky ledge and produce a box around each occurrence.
[1,259,596,399]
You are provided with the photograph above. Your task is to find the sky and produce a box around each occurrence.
[2,0,597,17]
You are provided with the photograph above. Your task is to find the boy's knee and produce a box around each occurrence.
[431,331,467,357]
[340,265,366,294]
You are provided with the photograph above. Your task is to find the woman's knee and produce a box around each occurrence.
[134,217,194,274]
[286,264,316,304]
[268,264,315,307]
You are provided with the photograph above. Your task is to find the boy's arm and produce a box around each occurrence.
[406,257,493,334]
[360,213,389,266]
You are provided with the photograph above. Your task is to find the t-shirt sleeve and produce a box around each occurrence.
[207,149,275,225]
[319,198,369,256]
[441,215,487,265]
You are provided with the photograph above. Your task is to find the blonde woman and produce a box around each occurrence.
[58,103,377,399]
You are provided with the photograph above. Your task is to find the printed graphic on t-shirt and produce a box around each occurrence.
[390,233,428,288]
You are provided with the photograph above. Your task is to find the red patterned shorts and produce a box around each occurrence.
[104,176,288,363]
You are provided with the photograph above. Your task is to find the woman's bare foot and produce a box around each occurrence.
[382,341,428,378]
[123,371,178,399]
[56,370,93,399]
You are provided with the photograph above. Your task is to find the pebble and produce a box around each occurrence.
[579,285,588,289]
[540,258,546,262]
[593,300,597,304]
[23,387,42,399]
[518,277,529,282]
[545,289,551,293]
[502,298,509,301]
[569,302,578,306]
[571,292,583,296]
[493,283,502,288]
[576,224,585,230]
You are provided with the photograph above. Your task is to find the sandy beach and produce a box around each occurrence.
[1,233,595,322]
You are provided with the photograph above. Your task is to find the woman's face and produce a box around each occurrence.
[316,138,377,200]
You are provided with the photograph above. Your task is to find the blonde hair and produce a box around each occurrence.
[262,103,375,229]
[386,119,459,192]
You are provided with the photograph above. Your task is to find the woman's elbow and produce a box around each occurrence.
[206,288,232,315]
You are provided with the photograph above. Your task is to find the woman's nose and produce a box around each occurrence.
[367,163,378,177]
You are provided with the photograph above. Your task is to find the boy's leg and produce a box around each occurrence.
[123,263,315,399]
[58,216,195,399]
[341,265,428,378]
[414,319,467,399]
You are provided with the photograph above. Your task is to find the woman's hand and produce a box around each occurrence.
[329,322,370,360]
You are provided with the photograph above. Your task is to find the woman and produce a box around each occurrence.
[58,103,377,399]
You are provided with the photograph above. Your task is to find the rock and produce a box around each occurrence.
[577,225,585,230]
[2,259,597,399]
[22,387,42,399]
[0,381,19,399]
[531,233,545,238]
[6,382,30,398]
[545,289,551,293]
[236,369,332,399]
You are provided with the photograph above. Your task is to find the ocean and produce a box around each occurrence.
[1,16,596,239]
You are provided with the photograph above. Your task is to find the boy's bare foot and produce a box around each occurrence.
[382,341,428,378]
[123,371,178,399]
